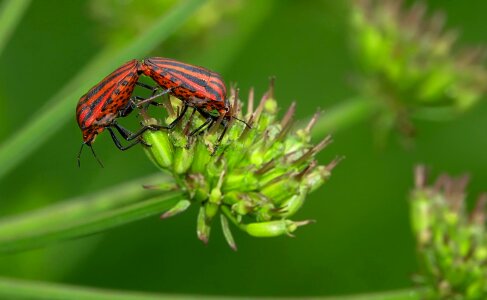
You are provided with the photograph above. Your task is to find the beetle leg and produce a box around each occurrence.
[119,97,141,117]
[135,82,175,108]
[136,87,174,108]
[190,117,213,136]
[217,124,229,143]
[166,104,189,130]
[111,121,163,142]
[106,127,142,151]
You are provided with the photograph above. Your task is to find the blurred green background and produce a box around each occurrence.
[0,0,487,297]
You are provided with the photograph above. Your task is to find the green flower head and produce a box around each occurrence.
[411,166,487,299]
[140,80,340,249]
[351,0,487,136]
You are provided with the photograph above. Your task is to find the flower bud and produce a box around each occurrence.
[173,146,193,174]
[190,141,211,174]
[223,172,259,192]
[141,80,338,248]
[260,175,299,205]
[351,0,487,138]
[220,215,237,251]
[142,118,173,169]
[244,219,313,238]
[278,190,306,218]
[160,199,191,219]
[197,206,211,244]
[410,166,487,299]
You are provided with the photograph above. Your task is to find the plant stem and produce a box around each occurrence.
[0,0,206,180]
[310,97,379,139]
[0,277,420,300]
[0,174,181,254]
[0,0,31,57]
[330,289,420,300]
[0,277,177,300]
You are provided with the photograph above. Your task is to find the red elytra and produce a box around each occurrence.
[75,59,165,166]
[139,57,249,139]
[76,60,139,144]
[140,57,228,117]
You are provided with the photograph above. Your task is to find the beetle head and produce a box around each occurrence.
[81,126,104,145]
[78,126,104,168]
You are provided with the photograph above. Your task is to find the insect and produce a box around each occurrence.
[75,59,167,166]
[139,57,249,140]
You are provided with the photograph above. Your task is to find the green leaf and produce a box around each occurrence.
[0,276,421,300]
[0,174,181,253]
[0,0,32,57]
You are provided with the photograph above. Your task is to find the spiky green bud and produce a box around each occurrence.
[411,166,487,299]
[140,80,339,249]
[351,0,487,138]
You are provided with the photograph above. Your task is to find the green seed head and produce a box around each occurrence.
[351,0,487,137]
[411,166,487,299]
[141,80,339,248]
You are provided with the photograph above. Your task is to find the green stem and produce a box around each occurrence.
[328,289,420,300]
[310,97,379,139]
[0,0,205,180]
[220,206,247,231]
[0,277,178,300]
[0,277,420,300]
[0,0,31,57]
[0,174,181,254]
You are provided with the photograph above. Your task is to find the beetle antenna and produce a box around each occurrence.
[77,143,84,168]
[232,116,252,129]
[78,143,104,168]
[89,144,104,168]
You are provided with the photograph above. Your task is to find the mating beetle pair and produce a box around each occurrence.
[76,57,243,165]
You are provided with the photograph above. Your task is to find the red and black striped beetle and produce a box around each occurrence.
[76,57,249,165]
[75,59,166,166]
[139,57,249,139]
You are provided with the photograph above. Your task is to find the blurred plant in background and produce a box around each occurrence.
[350,0,487,143]
[90,0,242,51]
[141,82,339,249]
[0,92,5,139]
[411,166,487,299]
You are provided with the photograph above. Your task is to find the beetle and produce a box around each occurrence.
[139,57,249,140]
[75,59,167,166]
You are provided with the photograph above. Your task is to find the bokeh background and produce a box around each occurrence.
[1,0,487,297]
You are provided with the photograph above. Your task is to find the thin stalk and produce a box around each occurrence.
[0,0,31,57]
[0,174,180,254]
[220,206,246,231]
[324,289,420,300]
[0,277,183,300]
[310,97,379,139]
[0,0,205,180]
[0,277,420,300]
